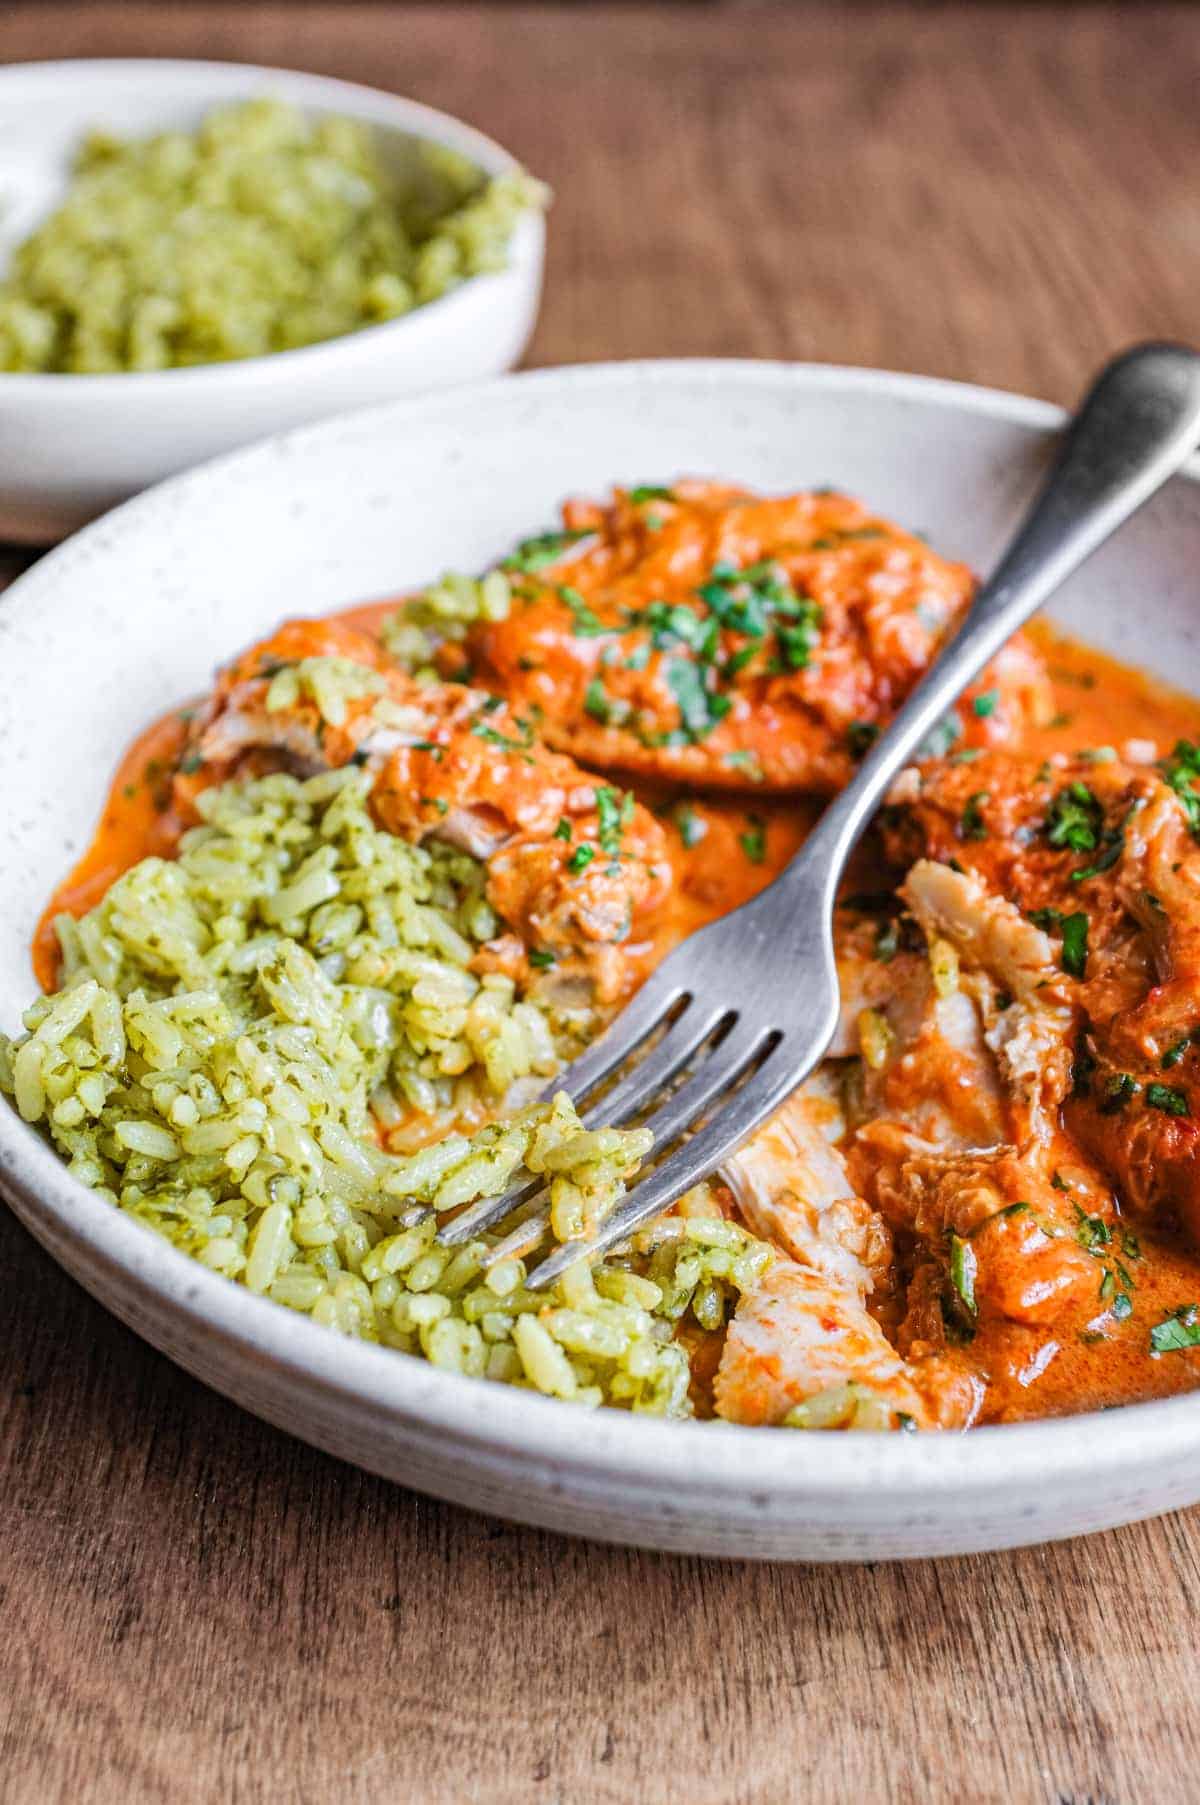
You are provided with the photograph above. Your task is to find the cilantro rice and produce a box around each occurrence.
[0,97,548,373]
[0,767,772,1414]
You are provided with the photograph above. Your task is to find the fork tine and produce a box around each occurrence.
[549,971,689,1109]
[576,1001,736,1129]
[438,1020,770,1261]
[608,1020,769,1168]
[436,1013,743,1252]
[480,1205,551,1267]
[434,1173,545,1248]
[435,974,692,1246]
[526,1036,806,1289]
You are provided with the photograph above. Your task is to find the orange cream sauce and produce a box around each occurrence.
[31,602,1200,1425]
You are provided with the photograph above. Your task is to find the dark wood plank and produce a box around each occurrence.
[3,6,1200,1800]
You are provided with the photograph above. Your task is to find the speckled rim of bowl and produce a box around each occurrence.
[0,58,545,392]
[4,356,1200,1526]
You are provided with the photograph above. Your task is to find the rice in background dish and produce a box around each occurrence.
[0,98,548,373]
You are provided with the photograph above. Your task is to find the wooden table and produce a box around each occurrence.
[4,6,1200,1799]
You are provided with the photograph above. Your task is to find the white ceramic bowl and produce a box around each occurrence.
[0,60,545,543]
[4,360,1200,1561]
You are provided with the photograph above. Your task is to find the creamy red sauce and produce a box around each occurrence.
[33,607,1200,1425]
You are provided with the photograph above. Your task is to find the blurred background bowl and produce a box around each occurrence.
[0,59,545,543]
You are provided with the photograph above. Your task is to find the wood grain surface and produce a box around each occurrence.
[4,6,1200,1801]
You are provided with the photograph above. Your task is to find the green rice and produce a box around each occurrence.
[0,767,772,1413]
[0,97,548,373]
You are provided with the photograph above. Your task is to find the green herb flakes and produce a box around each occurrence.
[1146,1082,1190,1118]
[1046,781,1103,854]
[948,1233,978,1318]
[1150,1305,1200,1355]
[1060,912,1090,979]
[739,817,767,865]
[959,791,990,841]
[503,528,592,573]
[673,803,708,850]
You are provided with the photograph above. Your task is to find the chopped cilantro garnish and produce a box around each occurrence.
[1163,1032,1196,1070]
[1071,832,1126,882]
[629,485,676,504]
[776,602,822,671]
[554,817,573,841]
[503,528,592,573]
[1046,781,1103,854]
[1099,1073,1138,1115]
[723,749,764,781]
[1150,1305,1200,1354]
[1074,1204,1113,1250]
[639,600,719,660]
[673,803,708,849]
[847,721,879,758]
[959,791,989,841]
[1060,912,1089,979]
[596,786,635,857]
[527,948,556,969]
[666,658,731,741]
[472,714,536,752]
[567,844,595,875]
[1146,1082,1189,1117]
[972,688,998,718]
[723,643,759,680]
[739,816,767,864]
[1160,740,1200,837]
[948,1234,978,1318]
[558,585,609,636]
[179,751,203,775]
[584,678,614,723]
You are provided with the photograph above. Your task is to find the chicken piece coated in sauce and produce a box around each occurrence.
[833,851,1106,1341]
[181,618,672,1003]
[713,1089,981,1428]
[432,482,1054,794]
[880,743,1200,1246]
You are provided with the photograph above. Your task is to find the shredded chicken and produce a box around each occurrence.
[881,748,1200,1244]
[713,1088,980,1428]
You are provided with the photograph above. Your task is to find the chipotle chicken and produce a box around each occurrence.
[425,482,1054,793]
[28,483,1200,1429]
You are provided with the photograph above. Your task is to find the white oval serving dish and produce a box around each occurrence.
[3,359,1200,1561]
[0,59,545,543]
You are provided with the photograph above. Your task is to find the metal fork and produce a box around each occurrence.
[440,341,1200,1287]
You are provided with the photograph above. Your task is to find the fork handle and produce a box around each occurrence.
[798,340,1200,888]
